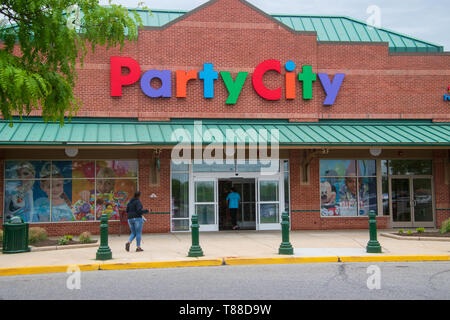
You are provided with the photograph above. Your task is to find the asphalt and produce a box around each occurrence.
[0,229,449,276]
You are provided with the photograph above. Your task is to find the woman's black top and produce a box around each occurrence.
[126,198,148,219]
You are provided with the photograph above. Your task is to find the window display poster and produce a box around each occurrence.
[4,160,137,222]
[96,160,138,177]
[95,179,136,220]
[4,161,49,222]
[320,177,377,216]
[320,159,377,217]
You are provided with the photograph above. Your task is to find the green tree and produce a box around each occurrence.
[0,0,146,125]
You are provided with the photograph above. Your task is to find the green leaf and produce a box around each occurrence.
[0,0,146,126]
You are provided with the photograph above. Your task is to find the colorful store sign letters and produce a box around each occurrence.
[110,57,345,106]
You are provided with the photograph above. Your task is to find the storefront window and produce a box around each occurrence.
[4,160,137,223]
[382,177,389,216]
[320,160,377,217]
[96,179,136,220]
[172,219,189,232]
[192,159,280,173]
[381,160,433,219]
[72,179,95,221]
[171,173,189,219]
[259,180,279,224]
[284,160,290,215]
[193,160,235,172]
[237,159,280,173]
[386,160,432,175]
[171,161,189,231]
[96,160,138,177]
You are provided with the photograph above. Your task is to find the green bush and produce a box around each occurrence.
[398,229,404,234]
[29,227,48,244]
[407,230,413,235]
[79,231,92,244]
[440,218,450,234]
[416,227,425,233]
[58,235,73,245]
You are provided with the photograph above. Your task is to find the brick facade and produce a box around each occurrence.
[22,0,450,122]
[1,0,449,235]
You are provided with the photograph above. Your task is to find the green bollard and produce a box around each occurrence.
[188,214,204,257]
[96,214,113,260]
[279,211,294,255]
[366,210,382,253]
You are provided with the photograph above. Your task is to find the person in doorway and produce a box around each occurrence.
[125,191,149,252]
[226,187,241,230]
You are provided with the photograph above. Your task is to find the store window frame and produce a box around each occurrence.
[3,159,139,223]
[381,159,435,228]
[170,159,289,232]
[170,161,190,232]
[319,159,378,218]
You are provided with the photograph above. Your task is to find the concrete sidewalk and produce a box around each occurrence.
[0,230,449,275]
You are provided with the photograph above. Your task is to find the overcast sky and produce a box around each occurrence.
[99,0,449,51]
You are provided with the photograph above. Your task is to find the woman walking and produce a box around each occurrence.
[125,191,148,252]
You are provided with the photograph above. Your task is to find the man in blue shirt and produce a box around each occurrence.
[226,187,241,230]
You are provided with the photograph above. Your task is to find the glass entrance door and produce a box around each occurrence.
[412,178,434,227]
[193,178,218,231]
[257,178,282,231]
[391,178,411,227]
[232,180,256,230]
[391,177,434,228]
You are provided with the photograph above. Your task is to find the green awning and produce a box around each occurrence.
[0,119,449,147]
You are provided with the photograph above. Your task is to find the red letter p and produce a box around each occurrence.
[110,57,141,96]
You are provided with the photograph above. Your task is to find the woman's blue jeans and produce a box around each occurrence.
[128,217,143,247]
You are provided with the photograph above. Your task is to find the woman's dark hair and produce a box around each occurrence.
[134,191,141,198]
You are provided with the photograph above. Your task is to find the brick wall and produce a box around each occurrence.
[434,150,450,228]
[138,150,171,233]
[21,0,450,122]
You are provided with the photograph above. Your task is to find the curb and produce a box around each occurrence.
[99,259,224,270]
[0,259,224,276]
[30,243,99,252]
[224,256,339,265]
[0,255,449,276]
[381,233,450,242]
[0,264,100,276]
[339,255,450,263]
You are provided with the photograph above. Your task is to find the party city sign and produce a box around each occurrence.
[110,57,345,106]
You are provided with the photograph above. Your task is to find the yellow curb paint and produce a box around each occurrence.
[1,255,449,276]
[0,264,100,276]
[339,255,450,263]
[224,257,339,265]
[99,259,223,270]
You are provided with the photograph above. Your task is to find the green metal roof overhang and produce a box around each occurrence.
[134,9,444,53]
[0,119,449,148]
